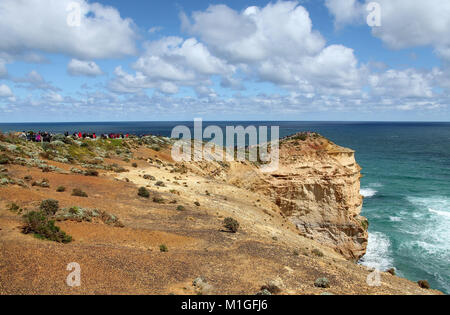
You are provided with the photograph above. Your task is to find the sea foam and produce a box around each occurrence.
[359,232,393,271]
[360,188,377,198]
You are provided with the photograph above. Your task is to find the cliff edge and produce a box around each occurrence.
[213,133,368,260]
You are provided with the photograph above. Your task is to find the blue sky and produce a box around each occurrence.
[0,0,449,122]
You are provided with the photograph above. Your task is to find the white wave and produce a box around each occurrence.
[406,195,450,256]
[408,196,450,220]
[361,188,377,198]
[389,216,402,222]
[429,208,450,219]
[360,232,393,271]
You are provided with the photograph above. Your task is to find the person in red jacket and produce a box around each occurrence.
[93,133,97,139]
[78,132,82,139]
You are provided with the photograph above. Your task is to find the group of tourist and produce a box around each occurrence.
[17,131,130,143]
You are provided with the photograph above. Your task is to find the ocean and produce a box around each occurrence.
[1,121,449,294]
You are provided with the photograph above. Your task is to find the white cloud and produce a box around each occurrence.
[0,84,13,97]
[181,1,366,96]
[369,69,434,98]
[109,36,235,94]
[135,37,234,80]
[0,0,137,60]
[13,70,60,91]
[183,2,326,63]
[43,91,64,103]
[68,59,104,77]
[325,0,365,27]
[326,0,450,61]
[149,26,163,34]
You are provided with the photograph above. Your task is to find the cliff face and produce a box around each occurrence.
[269,135,368,260]
[225,133,368,260]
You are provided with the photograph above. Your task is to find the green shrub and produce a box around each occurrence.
[159,244,168,252]
[138,187,150,198]
[176,205,186,211]
[32,180,50,188]
[0,154,9,165]
[56,207,124,228]
[223,217,239,233]
[56,186,66,192]
[72,188,88,198]
[291,133,308,141]
[312,249,324,257]
[153,196,164,203]
[84,169,99,177]
[132,162,138,168]
[22,211,72,243]
[39,199,59,215]
[51,134,66,143]
[8,203,21,213]
[155,181,166,187]
[143,174,156,180]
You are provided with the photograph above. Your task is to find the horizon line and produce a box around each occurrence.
[1,120,450,124]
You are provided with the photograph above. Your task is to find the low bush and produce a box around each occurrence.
[72,188,88,198]
[138,187,150,198]
[223,217,239,233]
[22,211,72,243]
[56,186,66,192]
[153,195,164,203]
[8,203,21,213]
[159,244,168,252]
[132,162,138,168]
[0,154,10,165]
[84,169,99,177]
[39,199,59,216]
[155,181,166,187]
[143,174,156,180]
[312,249,324,257]
[176,205,186,211]
[32,179,50,188]
[56,207,124,228]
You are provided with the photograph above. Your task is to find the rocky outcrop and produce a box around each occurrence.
[157,133,368,260]
[264,134,368,260]
[221,133,368,260]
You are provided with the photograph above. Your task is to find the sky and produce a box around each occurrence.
[0,0,449,122]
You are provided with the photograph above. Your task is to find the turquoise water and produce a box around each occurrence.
[1,121,449,293]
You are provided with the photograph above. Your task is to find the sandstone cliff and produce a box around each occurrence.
[216,133,368,260]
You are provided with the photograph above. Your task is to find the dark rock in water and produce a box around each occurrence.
[386,268,396,276]
[418,280,430,289]
[314,278,330,288]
